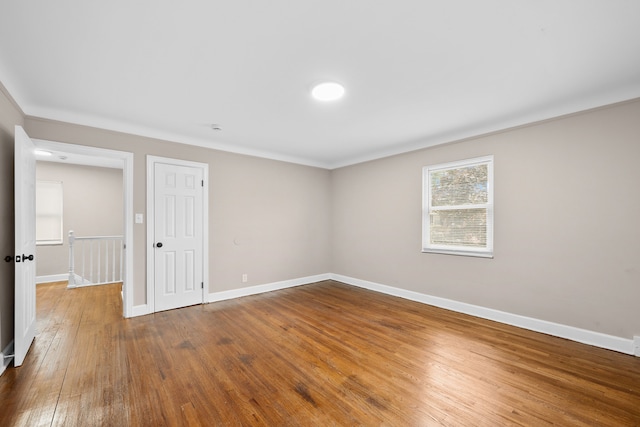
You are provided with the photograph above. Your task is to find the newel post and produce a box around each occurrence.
[68,230,76,288]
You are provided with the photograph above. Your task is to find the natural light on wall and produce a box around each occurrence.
[36,180,64,245]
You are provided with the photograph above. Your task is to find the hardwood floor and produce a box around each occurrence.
[1,280,639,426]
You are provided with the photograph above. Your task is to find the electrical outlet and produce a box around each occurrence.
[242,274,248,283]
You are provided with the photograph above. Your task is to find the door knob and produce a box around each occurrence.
[156,242,163,248]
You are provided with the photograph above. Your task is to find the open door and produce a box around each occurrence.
[14,125,37,367]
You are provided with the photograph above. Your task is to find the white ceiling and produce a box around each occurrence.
[1,1,639,169]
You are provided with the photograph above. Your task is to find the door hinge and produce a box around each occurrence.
[201,180,204,187]
[201,282,204,289]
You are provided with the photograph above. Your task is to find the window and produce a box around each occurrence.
[422,155,493,258]
[36,181,64,245]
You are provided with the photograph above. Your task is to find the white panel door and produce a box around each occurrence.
[14,126,37,367]
[154,162,204,311]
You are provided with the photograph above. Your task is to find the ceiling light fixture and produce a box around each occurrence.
[311,82,345,102]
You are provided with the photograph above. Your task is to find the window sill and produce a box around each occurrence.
[36,241,64,246]
[422,248,493,259]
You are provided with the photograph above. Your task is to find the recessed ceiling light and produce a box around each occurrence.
[34,149,52,156]
[311,82,345,102]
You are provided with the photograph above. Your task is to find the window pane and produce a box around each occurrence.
[36,181,63,244]
[430,208,487,247]
[431,164,488,207]
[36,216,61,241]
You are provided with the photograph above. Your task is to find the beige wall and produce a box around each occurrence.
[0,84,24,351]
[1,76,638,354]
[35,162,124,277]
[24,117,332,306]
[331,99,640,339]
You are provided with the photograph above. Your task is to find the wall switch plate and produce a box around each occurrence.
[135,213,144,224]
[242,274,248,283]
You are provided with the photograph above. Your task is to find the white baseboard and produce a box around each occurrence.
[36,273,92,287]
[1,340,14,376]
[68,279,108,289]
[208,273,331,303]
[36,274,68,284]
[130,304,151,318]
[37,273,118,288]
[330,274,637,356]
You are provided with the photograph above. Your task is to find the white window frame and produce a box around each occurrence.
[422,155,494,258]
[36,180,64,245]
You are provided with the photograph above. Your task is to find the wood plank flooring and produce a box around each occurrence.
[1,280,639,426]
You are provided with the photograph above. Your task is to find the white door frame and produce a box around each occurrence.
[146,155,209,313]
[32,139,135,318]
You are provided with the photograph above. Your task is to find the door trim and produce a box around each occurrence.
[146,155,209,314]
[32,139,134,318]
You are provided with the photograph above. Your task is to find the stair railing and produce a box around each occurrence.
[68,230,123,287]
